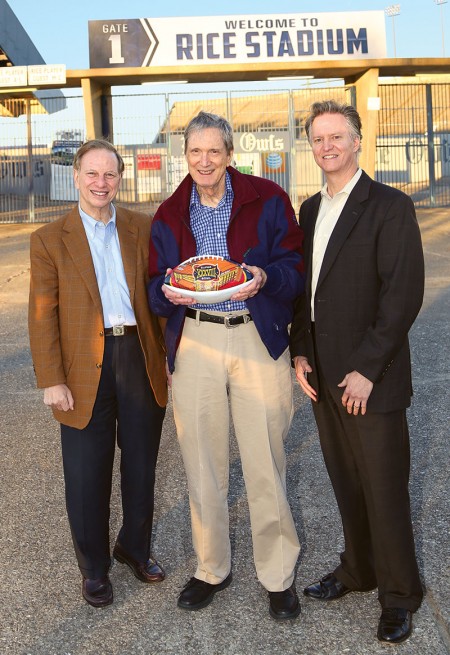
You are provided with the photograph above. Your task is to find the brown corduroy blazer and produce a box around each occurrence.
[28,206,168,429]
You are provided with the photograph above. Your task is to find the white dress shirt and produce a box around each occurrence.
[311,168,362,320]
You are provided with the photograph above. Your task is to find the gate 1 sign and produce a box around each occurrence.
[88,11,386,69]
[89,19,159,68]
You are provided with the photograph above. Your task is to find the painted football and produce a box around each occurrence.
[163,255,253,303]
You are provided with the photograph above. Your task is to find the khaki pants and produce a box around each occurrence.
[172,313,300,592]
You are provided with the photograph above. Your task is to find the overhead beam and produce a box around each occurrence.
[59,58,450,89]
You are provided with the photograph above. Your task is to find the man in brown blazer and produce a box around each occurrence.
[290,101,424,644]
[29,139,168,607]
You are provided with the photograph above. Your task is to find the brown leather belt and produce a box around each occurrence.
[185,308,252,328]
[104,325,138,337]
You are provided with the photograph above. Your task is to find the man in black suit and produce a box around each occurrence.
[290,101,424,644]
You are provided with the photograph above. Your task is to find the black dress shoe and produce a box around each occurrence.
[113,541,165,583]
[82,576,113,608]
[377,608,412,644]
[268,584,301,620]
[177,573,232,610]
[303,573,351,601]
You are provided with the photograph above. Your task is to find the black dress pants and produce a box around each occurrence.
[60,333,165,579]
[312,349,423,612]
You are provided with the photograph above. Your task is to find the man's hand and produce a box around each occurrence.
[44,384,74,412]
[162,268,196,306]
[230,264,267,301]
[293,356,317,402]
[338,371,373,415]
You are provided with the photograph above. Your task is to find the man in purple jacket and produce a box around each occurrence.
[148,111,304,619]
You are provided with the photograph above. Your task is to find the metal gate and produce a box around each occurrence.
[1,83,449,223]
[0,95,85,223]
[110,85,352,215]
[376,83,450,206]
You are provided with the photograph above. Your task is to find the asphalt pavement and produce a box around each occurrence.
[0,210,448,655]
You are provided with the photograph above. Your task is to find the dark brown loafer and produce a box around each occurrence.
[303,573,351,601]
[268,584,301,620]
[377,608,413,644]
[113,541,165,583]
[82,576,113,608]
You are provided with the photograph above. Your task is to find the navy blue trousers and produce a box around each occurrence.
[60,333,165,579]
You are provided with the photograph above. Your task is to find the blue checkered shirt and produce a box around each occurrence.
[190,172,246,312]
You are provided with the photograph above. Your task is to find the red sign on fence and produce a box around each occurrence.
[137,154,161,170]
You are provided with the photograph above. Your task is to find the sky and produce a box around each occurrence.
[8,0,450,72]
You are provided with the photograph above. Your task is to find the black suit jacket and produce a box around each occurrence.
[290,171,424,413]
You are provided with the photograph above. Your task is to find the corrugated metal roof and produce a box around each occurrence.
[0,0,65,116]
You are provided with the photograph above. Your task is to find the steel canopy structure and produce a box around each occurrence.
[0,0,65,117]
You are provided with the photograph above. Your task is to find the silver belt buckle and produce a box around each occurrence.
[112,325,125,336]
[224,315,237,329]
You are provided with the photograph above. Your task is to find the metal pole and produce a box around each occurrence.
[426,84,436,206]
[435,0,447,56]
[165,94,173,194]
[26,99,35,223]
[392,17,397,57]
[385,5,400,57]
[288,90,297,211]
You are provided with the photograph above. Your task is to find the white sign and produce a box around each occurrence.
[238,131,288,153]
[122,155,135,179]
[0,66,27,87]
[89,11,387,68]
[50,164,78,202]
[28,65,66,86]
[367,96,381,110]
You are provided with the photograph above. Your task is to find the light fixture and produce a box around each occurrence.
[141,80,188,85]
[0,87,38,94]
[385,4,401,16]
[267,75,314,81]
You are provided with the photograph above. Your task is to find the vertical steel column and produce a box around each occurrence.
[26,99,35,222]
[165,94,173,194]
[101,94,110,138]
[426,84,436,206]
[288,91,297,211]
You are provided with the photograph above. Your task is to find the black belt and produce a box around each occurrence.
[104,325,138,337]
[185,308,252,328]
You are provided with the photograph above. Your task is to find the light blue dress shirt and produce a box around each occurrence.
[79,205,136,328]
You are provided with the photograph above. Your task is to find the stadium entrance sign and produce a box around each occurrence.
[88,11,386,68]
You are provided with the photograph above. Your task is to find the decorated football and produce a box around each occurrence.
[163,255,253,303]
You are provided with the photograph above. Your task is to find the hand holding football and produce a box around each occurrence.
[163,256,253,303]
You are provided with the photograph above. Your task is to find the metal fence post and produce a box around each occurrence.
[165,93,173,195]
[426,84,436,206]
[288,91,297,212]
[26,99,35,222]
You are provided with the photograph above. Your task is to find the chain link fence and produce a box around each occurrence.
[1,83,449,223]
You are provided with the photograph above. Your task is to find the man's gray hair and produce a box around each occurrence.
[184,111,234,155]
[305,100,362,152]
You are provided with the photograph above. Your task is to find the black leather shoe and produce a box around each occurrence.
[268,584,301,620]
[303,572,351,601]
[82,576,113,608]
[377,608,412,644]
[113,541,165,583]
[177,573,232,610]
